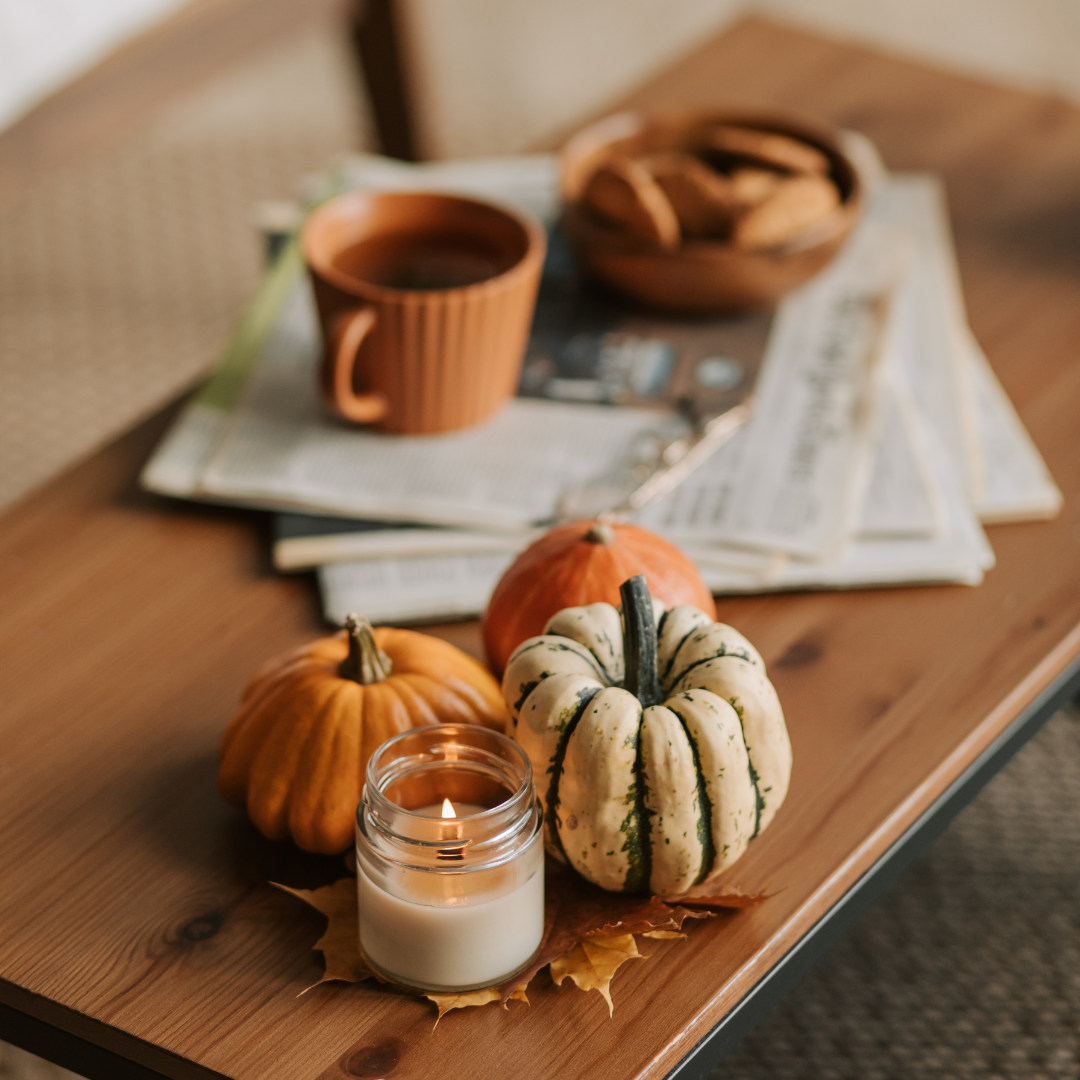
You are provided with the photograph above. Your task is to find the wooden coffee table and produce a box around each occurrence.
[3,18,1080,1080]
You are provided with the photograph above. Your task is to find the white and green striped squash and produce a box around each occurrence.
[502,574,791,894]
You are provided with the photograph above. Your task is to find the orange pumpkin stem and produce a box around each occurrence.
[339,613,393,685]
[584,522,616,544]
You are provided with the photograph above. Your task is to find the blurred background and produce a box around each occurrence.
[5,0,1080,159]
[2,0,1080,513]
[1,2,1078,1078]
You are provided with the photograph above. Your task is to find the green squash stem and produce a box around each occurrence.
[339,613,393,684]
[620,574,662,708]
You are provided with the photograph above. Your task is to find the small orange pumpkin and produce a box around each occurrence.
[482,520,716,676]
[219,615,506,854]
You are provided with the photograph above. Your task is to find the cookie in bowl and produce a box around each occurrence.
[561,109,862,312]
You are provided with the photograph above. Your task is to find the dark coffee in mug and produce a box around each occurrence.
[332,232,514,292]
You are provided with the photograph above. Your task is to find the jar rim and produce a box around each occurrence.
[357,724,539,870]
[365,723,532,812]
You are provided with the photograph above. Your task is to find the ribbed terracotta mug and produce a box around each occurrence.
[301,190,546,434]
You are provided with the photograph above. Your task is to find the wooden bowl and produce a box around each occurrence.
[560,109,863,312]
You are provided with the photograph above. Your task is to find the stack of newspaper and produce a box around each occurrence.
[142,142,1061,625]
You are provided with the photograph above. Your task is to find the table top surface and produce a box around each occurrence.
[3,16,1080,1080]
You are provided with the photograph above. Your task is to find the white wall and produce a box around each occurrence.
[402,0,745,158]
[758,0,1080,105]
[0,0,189,130]
[4,0,1080,153]
[402,0,1080,159]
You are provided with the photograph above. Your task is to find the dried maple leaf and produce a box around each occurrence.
[425,984,528,1024]
[497,862,692,1002]
[550,933,643,1016]
[271,880,384,989]
[662,886,776,910]
[275,863,774,1017]
[425,987,501,1022]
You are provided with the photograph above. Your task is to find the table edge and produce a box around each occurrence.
[0,980,222,1080]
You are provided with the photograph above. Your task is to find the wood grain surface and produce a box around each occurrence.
[3,16,1080,1080]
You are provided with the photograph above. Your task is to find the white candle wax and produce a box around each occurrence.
[358,861,544,990]
[356,724,545,991]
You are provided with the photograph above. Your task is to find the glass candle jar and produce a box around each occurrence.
[355,724,545,992]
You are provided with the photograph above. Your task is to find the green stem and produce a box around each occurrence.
[338,613,393,684]
[620,575,661,707]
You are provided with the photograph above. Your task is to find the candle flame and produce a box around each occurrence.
[441,797,455,818]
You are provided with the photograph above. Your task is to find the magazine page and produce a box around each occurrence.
[856,362,942,538]
[319,553,516,626]
[965,330,1062,523]
[637,221,908,559]
[684,340,994,593]
[274,522,531,573]
[871,175,985,500]
[314,353,993,626]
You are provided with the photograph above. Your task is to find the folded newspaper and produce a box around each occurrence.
[141,146,1060,625]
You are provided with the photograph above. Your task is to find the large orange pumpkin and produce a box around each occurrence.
[482,520,716,676]
[219,615,506,854]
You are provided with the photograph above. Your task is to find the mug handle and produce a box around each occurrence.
[327,307,389,424]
